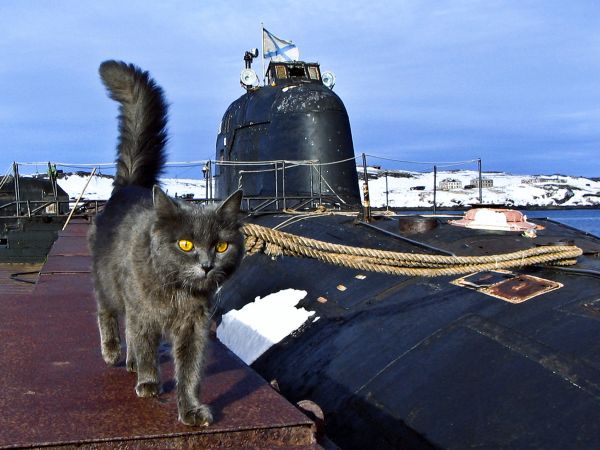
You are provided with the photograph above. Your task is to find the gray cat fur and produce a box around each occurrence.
[89,60,244,426]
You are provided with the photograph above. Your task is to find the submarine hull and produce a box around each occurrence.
[217,213,600,449]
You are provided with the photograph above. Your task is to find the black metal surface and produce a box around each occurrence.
[397,215,439,234]
[359,220,455,256]
[215,61,360,207]
[0,216,66,263]
[217,213,600,449]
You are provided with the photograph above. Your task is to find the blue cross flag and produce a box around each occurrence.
[262,28,299,62]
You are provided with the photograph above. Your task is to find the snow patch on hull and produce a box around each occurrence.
[216,289,315,365]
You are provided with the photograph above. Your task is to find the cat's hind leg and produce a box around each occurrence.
[93,269,122,365]
[97,306,121,366]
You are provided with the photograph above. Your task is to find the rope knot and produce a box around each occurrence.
[244,235,265,255]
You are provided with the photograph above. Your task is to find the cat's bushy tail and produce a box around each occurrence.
[99,60,168,191]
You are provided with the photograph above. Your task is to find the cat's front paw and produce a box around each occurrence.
[101,342,120,366]
[135,382,160,397]
[179,404,213,426]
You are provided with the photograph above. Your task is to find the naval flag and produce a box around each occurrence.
[262,28,299,62]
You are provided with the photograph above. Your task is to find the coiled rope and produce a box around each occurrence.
[242,223,583,277]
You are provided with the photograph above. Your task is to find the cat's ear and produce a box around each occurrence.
[153,185,178,218]
[217,189,243,217]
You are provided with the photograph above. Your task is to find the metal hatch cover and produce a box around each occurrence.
[452,270,563,303]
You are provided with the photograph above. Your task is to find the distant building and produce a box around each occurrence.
[470,177,493,188]
[439,178,462,190]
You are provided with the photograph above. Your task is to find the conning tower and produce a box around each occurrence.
[215,52,360,209]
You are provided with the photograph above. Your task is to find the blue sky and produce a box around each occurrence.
[1,1,600,178]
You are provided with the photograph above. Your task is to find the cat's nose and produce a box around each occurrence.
[201,263,212,274]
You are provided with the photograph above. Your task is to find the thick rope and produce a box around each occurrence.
[242,223,583,277]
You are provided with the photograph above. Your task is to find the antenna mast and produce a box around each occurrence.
[261,22,266,85]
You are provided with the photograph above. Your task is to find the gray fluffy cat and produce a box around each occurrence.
[89,60,244,426]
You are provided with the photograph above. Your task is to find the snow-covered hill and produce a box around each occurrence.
[362,169,600,208]
[54,169,600,208]
[56,173,208,201]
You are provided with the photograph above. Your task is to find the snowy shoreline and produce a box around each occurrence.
[375,205,600,211]
[46,168,600,209]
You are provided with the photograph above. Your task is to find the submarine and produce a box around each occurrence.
[214,51,600,449]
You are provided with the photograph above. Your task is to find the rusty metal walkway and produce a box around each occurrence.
[0,219,319,449]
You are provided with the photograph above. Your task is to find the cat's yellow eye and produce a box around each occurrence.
[215,241,229,253]
[178,239,194,252]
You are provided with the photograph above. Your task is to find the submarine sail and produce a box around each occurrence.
[215,55,360,209]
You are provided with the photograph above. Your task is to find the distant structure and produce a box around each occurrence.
[0,176,69,216]
[439,178,462,190]
[537,176,566,184]
[522,176,566,185]
[471,177,493,188]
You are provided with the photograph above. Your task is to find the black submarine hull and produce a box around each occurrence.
[217,213,600,449]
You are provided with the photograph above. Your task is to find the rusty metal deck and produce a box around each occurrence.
[0,219,319,449]
[0,262,43,296]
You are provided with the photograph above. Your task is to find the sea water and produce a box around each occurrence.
[407,208,600,238]
[524,209,600,238]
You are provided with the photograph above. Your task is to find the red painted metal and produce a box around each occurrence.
[452,270,563,304]
[0,221,320,449]
[0,263,42,296]
[449,208,540,231]
[487,274,562,303]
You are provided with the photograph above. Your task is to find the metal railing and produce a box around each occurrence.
[214,158,353,213]
[0,199,105,220]
[3,155,485,219]
[361,155,483,213]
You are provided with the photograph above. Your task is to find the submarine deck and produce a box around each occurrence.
[218,211,600,449]
[0,219,320,449]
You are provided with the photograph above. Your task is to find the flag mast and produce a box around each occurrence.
[260,22,266,85]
